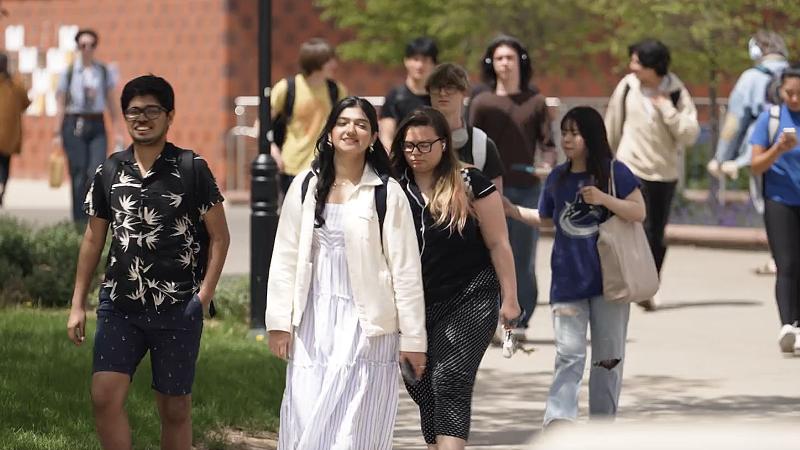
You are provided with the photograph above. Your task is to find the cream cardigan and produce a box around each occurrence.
[265,164,427,353]
[605,73,701,182]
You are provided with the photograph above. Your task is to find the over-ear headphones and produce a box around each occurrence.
[748,37,763,62]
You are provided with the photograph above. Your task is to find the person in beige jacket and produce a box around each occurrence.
[605,39,700,310]
[0,52,32,206]
[265,96,426,449]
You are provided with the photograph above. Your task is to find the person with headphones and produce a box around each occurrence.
[708,31,790,181]
[469,35,556,341]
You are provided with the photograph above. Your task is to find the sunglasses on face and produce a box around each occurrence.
[124,105,168,122]
[402,138,444,154]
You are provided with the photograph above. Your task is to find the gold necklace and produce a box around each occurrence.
[331,179,352,189]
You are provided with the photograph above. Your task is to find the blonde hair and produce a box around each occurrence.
[390,107,473,234]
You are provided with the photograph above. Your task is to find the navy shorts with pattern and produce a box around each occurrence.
[93,295,204,396]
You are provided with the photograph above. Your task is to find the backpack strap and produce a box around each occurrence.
[471,127,488,171]
[326,79,339,107]
[768,104,781,146]
[669,90,681,108]
[755,65,773,76]
[283,76,296,121]
[177,148,198,212]
[64,65,74,108]
[620,83,631,137]
[300,170,315,203]
[374,174,388,245]
[101,147,132,208]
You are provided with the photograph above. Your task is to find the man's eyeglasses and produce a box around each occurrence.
[402,138,444,154]
[78,42,97,50]
[124,105,168,122]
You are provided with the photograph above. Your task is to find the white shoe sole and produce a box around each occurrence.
[779,331,796,353]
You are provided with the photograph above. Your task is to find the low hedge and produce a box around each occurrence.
[0,217,103,308]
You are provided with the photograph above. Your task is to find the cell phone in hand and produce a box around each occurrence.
[400,358,418,386]
[782,127,796,137]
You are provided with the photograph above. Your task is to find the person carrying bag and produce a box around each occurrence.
[598,159,660,304]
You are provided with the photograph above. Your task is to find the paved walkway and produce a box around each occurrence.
[4,179,798,449]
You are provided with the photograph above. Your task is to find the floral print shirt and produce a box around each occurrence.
[84,143,224,312]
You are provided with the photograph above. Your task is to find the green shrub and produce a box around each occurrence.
[213,275,251,324]
[0,217,33,276]
[24,223,84,307]
[0,218,105,308]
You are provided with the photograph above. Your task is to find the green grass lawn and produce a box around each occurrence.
[0,307,285,450]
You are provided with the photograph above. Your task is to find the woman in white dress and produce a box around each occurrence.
[266,96,428,450]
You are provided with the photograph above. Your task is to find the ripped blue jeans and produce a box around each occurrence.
[543,296,630,426]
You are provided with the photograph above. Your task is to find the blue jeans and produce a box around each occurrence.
[505,184,540,327]
[62,115,107,224]
[543,296,630,426]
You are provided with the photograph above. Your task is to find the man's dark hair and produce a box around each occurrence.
[405,37,439,63]
[298,38,336,76]
[480,35,533,91]
[120,75,175,112]
[426,63,469,93]
[75,29,99,46]
[629,39,671,76]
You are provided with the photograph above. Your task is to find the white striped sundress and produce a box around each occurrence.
[278,203,400,450]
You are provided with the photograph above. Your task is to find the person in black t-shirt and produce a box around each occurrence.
[390,107,520,449]
[379,37,438,149]
[66,75,230,449]
[426,63,504,189]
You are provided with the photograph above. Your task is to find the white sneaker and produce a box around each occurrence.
[778,324,796,353]
[720,161,740,180]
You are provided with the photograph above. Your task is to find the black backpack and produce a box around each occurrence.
[299,170,389,246]
[272,75,339,147]
[754,65,784,107]
[101,144,216,315]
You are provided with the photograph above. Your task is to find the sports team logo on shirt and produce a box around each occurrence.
[558,191,604,238]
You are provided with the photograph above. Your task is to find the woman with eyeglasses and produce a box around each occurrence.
[266,96,427,449]
[391,107,519,450]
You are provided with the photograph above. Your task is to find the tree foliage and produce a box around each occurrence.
[315,0,800,86]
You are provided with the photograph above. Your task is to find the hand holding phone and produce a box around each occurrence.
[400,358,418,386]
[779,127,797,152]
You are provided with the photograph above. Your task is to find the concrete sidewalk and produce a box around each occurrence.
[394,242,799,449]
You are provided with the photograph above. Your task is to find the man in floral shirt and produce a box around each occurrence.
[66,75,230,450]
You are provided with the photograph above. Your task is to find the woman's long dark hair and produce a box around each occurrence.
[311,96,392,228]
[557,106,614,193]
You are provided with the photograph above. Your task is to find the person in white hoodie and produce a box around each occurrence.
[265,96,427,449]
[604,38,700,310]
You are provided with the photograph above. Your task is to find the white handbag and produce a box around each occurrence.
[597,160,660,303]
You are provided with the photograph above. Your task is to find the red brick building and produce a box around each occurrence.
[0,0,716,188]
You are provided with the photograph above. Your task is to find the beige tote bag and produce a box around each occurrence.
[597,161,659,303]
